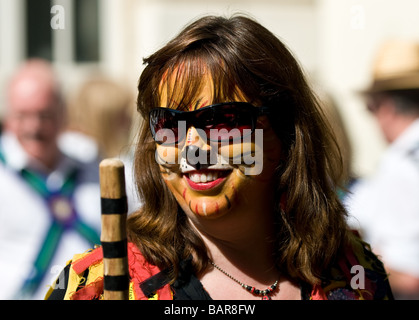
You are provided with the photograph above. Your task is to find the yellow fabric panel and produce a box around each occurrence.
[43,259,73,300]
[84,259,103,286]
[63,253,88,300]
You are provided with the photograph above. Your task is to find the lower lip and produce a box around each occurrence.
[185,176,227,191]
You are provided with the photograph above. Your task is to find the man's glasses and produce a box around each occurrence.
[149,102,270,145]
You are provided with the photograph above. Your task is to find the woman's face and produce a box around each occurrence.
[154,76,282,220]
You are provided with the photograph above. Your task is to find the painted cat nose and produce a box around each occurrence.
[185,126,206,147]
[182,145,215,171]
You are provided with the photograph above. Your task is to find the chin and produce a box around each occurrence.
[164,169,244,219]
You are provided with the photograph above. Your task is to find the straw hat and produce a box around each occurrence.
[364,39,419,93]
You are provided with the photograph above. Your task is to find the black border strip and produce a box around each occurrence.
[101,240,128,259]
[101,197,128,214]
[104,275,129,291]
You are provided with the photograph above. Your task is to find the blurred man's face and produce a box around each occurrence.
[5,76,63,168]
[367,94,399,143]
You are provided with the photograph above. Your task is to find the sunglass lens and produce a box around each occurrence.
[150,103,257,144]
[150,109,180,144]
[198,104,253,141]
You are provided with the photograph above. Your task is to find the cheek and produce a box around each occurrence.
[155,145,179,164]
[218,136,266,176]
[217,129,281,178]
[6,120,23,136]
[160,167,178,182]
[218,141,254,162]
[160,172,186,211]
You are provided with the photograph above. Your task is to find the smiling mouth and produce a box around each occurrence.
[184,170,231,190]
[187,170,230,183]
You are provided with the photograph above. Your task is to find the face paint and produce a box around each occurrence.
[177,181,236,217]
[159,126,280,218]
[156,74,282,220]
[186,128,194,145]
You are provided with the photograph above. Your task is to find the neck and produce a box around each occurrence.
[190,195,279,282]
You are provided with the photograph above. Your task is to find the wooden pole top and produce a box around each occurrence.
[99,158,126,199]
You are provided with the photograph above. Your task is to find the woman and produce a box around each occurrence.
[46,15,392,300]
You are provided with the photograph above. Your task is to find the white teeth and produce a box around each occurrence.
[189,171,221,183]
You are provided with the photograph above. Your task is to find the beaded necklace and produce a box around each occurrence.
[210,261,279,300]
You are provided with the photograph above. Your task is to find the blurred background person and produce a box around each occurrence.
[345,40,419,299]
[58,76,141,214]
[59,76,133,162]
[0,59,101,299]
[315,89,357,199]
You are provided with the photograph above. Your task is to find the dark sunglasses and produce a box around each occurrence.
[149,102,270,145]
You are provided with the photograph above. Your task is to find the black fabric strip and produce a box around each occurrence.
[171,257,212,300]
[101,197,128,214]
[101,240,128,258]
[46,264,71,300]
[104,275,129,291]
[139,268,172,297]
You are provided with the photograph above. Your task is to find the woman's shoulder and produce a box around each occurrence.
[314,233,394,300]
[44,247,104,300]
[45,243,173,300]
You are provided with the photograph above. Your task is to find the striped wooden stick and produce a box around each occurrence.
[99,158,129,300]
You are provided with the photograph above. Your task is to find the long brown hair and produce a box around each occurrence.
[127,14,350,285]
